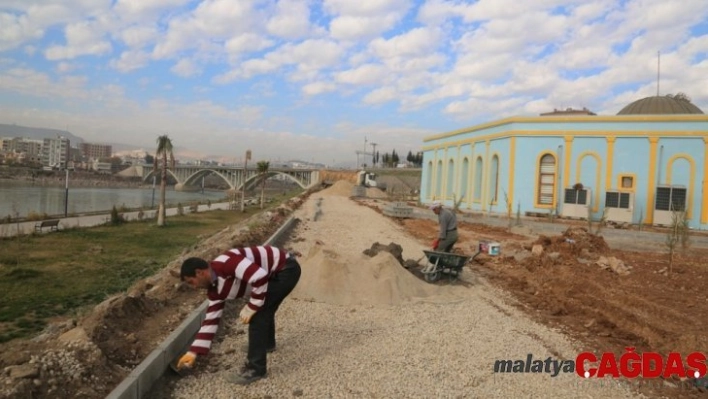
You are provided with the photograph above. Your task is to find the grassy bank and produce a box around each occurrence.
[0,195,294,343]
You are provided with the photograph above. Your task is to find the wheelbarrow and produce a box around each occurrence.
[420,250,473,283]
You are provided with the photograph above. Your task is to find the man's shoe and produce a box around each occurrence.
[225,367,265,385]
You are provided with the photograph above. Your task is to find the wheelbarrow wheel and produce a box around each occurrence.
[425,271,441,282]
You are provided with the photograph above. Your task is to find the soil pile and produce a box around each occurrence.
[531,226,609,256]
[365,187,388,198]
[291,243,438,305]
[319,180,355,197]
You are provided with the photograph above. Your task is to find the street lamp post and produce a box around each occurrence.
[241,150,251,213]
[64,169,69,217]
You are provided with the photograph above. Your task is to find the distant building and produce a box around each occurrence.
[540,107,597,116]
[41,136,70,169]
[422,95,708,229]
[80,142,112,161]
[1,137,43,164]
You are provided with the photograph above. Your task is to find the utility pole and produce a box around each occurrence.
[370,142,378,167]
[241,149,251,213]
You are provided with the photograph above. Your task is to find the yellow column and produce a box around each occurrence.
[702,138,708,224]
[646,137,659,225]
[563,136,573,189]
[508,137,516,214]
[605,137,616,190]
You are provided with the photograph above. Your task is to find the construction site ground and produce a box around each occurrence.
[375,201,707,398]
[1,187,707,398]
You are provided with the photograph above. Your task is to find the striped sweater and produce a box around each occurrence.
[189,245,289,355]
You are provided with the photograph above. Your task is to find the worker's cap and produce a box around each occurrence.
[428,201,442,210]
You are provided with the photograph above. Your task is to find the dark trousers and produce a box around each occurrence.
[439,230,459,252]
[247,257,301,375]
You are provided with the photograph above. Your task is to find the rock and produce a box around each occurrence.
[547,252,561,260]
[59,327,90,344]
[512,251,531,262]
[8,365,39,379]
[531,245,544,256]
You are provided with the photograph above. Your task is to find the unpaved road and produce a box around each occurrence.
[154,183,645,398]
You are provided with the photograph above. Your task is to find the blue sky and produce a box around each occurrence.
[1,0,707,166]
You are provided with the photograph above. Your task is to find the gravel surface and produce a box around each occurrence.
[163,183,643,398]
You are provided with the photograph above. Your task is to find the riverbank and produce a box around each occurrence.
[0,166,144,188]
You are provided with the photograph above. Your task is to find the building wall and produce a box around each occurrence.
[422,115,708,229]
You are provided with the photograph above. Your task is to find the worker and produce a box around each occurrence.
[176,245,301,385]
[429,201,458,252]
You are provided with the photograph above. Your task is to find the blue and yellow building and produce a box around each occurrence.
[421,96,708,228]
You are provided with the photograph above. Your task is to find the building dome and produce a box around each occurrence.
[617,95,704,115]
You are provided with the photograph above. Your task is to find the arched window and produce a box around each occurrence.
[537,154,556,205]
[446,159,455,197]
[489,155,499,203]
[474,156,483,201]
[436,160,443,197]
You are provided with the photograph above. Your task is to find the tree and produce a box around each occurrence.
[153,135,175,227]
[257,160,270,209]
[145,153,154,164]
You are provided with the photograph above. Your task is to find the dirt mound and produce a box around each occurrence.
[530,226,609,256]
[319,180,355,197]
[365,187,388,198]
[291,243,437,305]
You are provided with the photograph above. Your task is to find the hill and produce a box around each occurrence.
[0,123,84,143]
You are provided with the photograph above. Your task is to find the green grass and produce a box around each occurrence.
[0,193,300,343]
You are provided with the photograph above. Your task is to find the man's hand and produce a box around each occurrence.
[432,238,440,250]
[176,351,196,370]
[240,305,256,324]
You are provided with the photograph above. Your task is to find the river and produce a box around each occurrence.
[0,180,228,219]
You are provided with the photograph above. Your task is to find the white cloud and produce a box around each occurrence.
[266,0,312,39]
[224,33,275,57]
[335,64,388,85]
[110,50,151,72]
[369,27,442,59]
[324,0,412,41]
[302,81,337,95]
[45,21,112,60]
[170,58,200,77]
[119,25,158,48]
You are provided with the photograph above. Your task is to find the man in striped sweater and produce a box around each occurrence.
[176,245,301,385]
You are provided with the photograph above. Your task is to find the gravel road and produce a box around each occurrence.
[160,184,643,398]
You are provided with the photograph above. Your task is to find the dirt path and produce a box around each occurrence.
[156,182,646,398]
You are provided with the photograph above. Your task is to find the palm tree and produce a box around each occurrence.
[153,135,175,226]
[257,160,270,209]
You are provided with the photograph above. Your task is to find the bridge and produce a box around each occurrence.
[130,164,320,192]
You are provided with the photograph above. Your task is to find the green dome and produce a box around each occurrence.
[617,96,704,115]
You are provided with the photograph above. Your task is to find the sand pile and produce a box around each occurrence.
[292,244,438,305]
[320,180,355,197]
[366,187,388,198]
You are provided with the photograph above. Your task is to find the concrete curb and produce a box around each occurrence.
[105,215,299,399]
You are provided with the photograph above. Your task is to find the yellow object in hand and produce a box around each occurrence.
[177,351,196,370]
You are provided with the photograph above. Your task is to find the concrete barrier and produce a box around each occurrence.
[106,215,298,399]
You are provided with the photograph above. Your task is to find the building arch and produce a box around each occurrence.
[474,156,483,202]
[535,152,557,208]
[575,151,602,212]
[489,153,500,205]
[666,153,695,218]
[446,158,455,198]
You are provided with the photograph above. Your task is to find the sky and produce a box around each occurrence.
[1,0,707,166]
